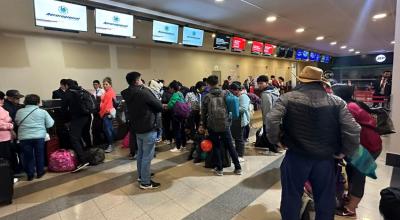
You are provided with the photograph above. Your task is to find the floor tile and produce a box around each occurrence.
[0,204,17,218]
[192,180,229,198]
[40,213,62,220]
[169,188,212,212]
[135,214,152,220]
[238,203,281,220]
[59,200,101,220]
[94,189,130,212]
[147,200,189,220]
[129,191,170,212]
[102,199,144,220]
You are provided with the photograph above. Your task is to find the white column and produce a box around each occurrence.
[387,0,400,164]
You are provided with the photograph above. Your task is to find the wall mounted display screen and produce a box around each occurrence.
[182,27,204,47]
[214,34,231,50]
[309,52,317,61]
[302,50,309,60]
[152,20,179,43]
[295,49,303,60]
[263,43,276,56]
[315,53,321,62]
[276,47,286,57]
[324,55,331,63]
[251,41,263,54]
[285,48,294,58]
[95,9,133,37]
[231,37,246,52]
[34,0,87,32]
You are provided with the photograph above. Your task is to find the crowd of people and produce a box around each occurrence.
[0,66,389,219]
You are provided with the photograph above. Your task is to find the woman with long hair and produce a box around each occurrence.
[100,77,117,153]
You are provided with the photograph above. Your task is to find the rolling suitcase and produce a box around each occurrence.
[0,158,13,205]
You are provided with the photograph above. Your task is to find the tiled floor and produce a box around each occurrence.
[0,124,394,220]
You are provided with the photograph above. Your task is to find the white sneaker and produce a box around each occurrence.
[239,157,245,163]
[104,145,113,153]
[180,147,187,152]
[170,147,180,153]
[13,178,19,183]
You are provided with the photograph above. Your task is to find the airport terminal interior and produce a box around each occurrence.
[0,0,400,220]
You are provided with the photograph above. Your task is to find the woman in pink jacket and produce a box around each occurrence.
[0,91,14,161]
[100,77,117,153]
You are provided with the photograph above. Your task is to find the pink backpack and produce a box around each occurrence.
[48,149,78,172]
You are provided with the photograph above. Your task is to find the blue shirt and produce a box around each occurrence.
[239,93,251,127]
[225,91,239,120]
[15,105,54,140]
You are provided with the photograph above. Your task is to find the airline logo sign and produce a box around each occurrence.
[95,9,134,37]
[34,0,87,32]
[376,54,386,63]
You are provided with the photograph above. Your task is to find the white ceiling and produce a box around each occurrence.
[115,0,397,56]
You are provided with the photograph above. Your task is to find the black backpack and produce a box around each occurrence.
[87,148,105,165]
[71,88,97,114]
[380,187,400,220]
[207,92,229,132]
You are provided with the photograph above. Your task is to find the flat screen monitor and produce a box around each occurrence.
[95,9,134,37]
[324,55,331,63]
[263,43,276,56]
[315,53,321,62]
[309,52,317,62]
[320,55,326,63]
[251,41,263,55]
[182,27,204,47]
[276,47,286,57]
[231,37,246,52]
[34,0,87,32]
[213,34,231,50]
[295,49,303,60]
[285,48,294,58]
[302,50,309,60]
[152,20,179,43]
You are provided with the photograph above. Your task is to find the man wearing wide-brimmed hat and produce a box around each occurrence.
[266,66,361,219]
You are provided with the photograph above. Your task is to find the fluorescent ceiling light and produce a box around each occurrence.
[266,16,277,22]
[295,28,305,33]
[330,41,337,45]
[211,33,216,38]
[131,36,137,39]
[340,45,347,49]
[316,36,324,41]
[391,41,395,44]
[373,13,387,20]
[355,51,360,54]
[215,0,224,2]
[349,48,354,52]
[248,41,253,44]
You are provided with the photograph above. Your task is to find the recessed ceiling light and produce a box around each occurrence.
[215,0,224,2]
[340,45,347,49]
[316,36,324,41]
[391,41,395,44]
[330,41,337,45]
[179,42,182,45]
[373,13,387,20]
[131,36,137,39]
[211,33,216,38]
[355,51,361,54]
[266,16,277,22]
[248,41,253,44]
[349,48,354,52]
[295,28,305,33]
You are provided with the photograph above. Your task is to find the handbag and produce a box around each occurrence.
[346,145,378,179]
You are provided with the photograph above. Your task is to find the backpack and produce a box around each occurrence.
[48,149,78,172]
[87,148,105,165]
[207,93,229,132]
[70,88,97,114]
[173,102,191,119]
[371,107,396,135]
[380,187,400,220]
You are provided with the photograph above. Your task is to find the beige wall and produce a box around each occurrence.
[0,32,308,100]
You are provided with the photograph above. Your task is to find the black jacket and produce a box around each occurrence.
[61,86,90,120]
[267,83,360,159]
[52,88,66,100]
[3,99,21,122]
[121,85,163,134]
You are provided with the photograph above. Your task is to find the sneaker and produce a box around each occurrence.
[234,169,243,175]
[13,178,18,184]
[180,147,187,152]
[238,157,245,163]
[139,180,161,190]
[37,172,46,179]
[128,154,135,160]
[27,176,34,181]
[71,162,90,173]
[336,207,357,218]
[215,169,223,176]
[170,147,180,153]
[156,138,161,143]
[137,173,155,182]
[163,140,172,145]
[105,145,113,153]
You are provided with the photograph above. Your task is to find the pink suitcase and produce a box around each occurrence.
[48,149,78,172]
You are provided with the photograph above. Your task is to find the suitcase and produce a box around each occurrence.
[0,158,13,205]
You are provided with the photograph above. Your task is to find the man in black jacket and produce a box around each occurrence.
[122,72,163,190]
[52,79,68,100]
[61,80,92,172]
[267,66,361,220]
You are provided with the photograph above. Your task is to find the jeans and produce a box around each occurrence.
[280,150,336,220]
[70,116,91,164]
[172,117,186,149]
[243,124,250,140]
[208,129,241,171]
[136,131,157,185]
[231,119,245,157]
[20,138,45,178]
[103,116,115,146]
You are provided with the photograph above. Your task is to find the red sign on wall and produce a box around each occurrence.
[263,43,276,55]
[251,41,264,54]
[231,37,246,52]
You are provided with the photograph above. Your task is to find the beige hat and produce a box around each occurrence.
[297,66,323,83]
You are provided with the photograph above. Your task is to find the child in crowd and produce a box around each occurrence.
[188,125,207,163]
